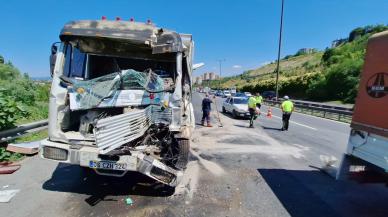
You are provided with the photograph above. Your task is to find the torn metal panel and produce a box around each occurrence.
[95,107,152,154]
[94,105,171,154]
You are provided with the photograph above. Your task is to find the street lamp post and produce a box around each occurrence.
[218,59,225,90]
[275,0,285,100]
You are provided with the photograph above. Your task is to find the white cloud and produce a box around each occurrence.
[232,65,242,69]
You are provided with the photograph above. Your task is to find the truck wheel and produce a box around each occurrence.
[222,107,226,113]
[173,138,190,170]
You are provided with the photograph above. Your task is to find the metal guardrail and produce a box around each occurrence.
[0,119,48,142]
[264,99,353,123]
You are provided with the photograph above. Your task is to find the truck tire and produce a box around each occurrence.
[174,139,190,170]
[222,106,226,113]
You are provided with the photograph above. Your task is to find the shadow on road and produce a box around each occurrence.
[42,163,174,206]
[234,124,250,128]
[257,169,388,217]
[262,126,283,131]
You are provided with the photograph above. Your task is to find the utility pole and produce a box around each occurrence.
[275,0,285,100]
[218,59,225,90]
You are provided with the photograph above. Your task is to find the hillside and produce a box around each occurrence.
[211,24,388,103]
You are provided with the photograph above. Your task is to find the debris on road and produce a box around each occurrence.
[6,140,41,154]
[0,162,21,174]
[125,197,133,205]
[0,189,20,203]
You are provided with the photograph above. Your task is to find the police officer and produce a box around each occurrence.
[255,92,263,109]
[248,93,260,128]
[281,95,294,131]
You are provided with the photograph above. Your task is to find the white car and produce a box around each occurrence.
[222,97,250,118]
[223,90,232,98]
[244,92,252,97]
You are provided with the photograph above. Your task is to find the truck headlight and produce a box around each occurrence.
[42,146,68,161]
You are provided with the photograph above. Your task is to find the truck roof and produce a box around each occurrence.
[60,20,190,54]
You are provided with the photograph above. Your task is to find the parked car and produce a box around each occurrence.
[216,90,223,96]
[262,91,276,99]
[234,92,246,97]
[223,90,232,98]
[235,92,252,98]
[222,97,250,118]
[244,92,252,97]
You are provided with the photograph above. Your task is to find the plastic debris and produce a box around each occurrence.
[0,189,20,203]
[0,162,21,174]
[125,197,133,205]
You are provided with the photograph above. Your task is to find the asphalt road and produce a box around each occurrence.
[1,92,388,217]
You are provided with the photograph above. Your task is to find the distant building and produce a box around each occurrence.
[297,48,316,55]
[203,72,209,81]
[195,76,202,85]
[215,75,220,80]
[209,72,215,80]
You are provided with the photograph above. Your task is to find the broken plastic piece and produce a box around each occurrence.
[0,189,20,203]
[0,162,21,175]
[125,197,133,205]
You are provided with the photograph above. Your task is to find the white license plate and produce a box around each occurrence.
[89,161,127,171]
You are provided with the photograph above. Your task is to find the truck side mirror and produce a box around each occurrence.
[50,42,60,77]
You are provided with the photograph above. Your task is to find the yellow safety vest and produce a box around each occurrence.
[248,97,258,108]
[281,100,294,112]
[256,96,263,104]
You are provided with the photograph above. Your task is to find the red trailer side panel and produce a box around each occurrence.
[351,31,388,138]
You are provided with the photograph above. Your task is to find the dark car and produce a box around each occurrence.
[262,91,276,99]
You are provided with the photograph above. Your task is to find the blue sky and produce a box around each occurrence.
[0,0,387,78]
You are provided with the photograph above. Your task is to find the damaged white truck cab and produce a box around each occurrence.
[40,20,197,186]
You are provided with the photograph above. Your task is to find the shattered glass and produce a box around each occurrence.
[69,69,165,110]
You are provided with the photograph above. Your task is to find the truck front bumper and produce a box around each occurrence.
[40,139,183,186]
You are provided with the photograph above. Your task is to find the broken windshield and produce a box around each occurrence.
[68,69,165,110]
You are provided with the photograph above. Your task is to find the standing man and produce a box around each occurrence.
[201,94,213,127]
[281,95,294,131]
[255,92,263,109]
[248,93,260,128]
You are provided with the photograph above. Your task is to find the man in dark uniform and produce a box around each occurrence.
[201,94,213,127]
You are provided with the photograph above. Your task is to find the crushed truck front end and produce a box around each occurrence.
[40,20,195,186]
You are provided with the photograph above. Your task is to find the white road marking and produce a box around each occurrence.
[272,114,317,130]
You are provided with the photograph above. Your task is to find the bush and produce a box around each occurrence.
[0,93,29,131]
[0,78,37,105]
[306,75,328,100]
[35,83,51,102]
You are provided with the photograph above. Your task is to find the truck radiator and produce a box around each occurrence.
[94,105,171,154]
